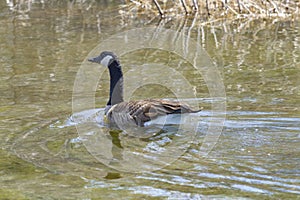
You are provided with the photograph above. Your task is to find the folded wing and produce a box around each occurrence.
[106,99,199,127]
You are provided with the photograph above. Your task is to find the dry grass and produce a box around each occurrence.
[123,0,300,19]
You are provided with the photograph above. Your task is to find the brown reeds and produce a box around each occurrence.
[124,0,300,19]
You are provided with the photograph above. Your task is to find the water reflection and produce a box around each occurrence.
[11,107,300,196]
[57,107,199,173]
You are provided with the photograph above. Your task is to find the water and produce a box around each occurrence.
[0,1,299,199]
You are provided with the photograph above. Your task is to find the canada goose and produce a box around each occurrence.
[88,51,199,127]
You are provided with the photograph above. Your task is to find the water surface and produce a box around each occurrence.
[0,1,299,199]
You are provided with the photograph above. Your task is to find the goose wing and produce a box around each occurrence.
[106,99,199,127]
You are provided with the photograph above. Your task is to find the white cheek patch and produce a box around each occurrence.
[100,55,113,67]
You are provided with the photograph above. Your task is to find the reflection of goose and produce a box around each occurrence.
[88,51,199,127]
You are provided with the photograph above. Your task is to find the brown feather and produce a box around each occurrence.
[106,99,199,127]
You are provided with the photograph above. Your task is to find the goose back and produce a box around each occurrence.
[106,99,198,127]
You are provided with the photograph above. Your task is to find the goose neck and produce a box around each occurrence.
[107,60,124,106]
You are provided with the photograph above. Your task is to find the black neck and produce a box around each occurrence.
[107,60,124,106]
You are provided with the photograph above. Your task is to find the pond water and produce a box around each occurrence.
[0,1,299,199]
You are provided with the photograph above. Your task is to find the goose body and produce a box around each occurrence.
[88,51,199,127]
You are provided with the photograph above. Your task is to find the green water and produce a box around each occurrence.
[0,1,299,199]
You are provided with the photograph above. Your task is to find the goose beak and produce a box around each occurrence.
[88,56,101,64]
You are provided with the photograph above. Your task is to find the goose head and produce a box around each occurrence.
[88,51,118,67]
[88,51,124,108]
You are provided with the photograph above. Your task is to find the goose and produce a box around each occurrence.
[88,51,200,127]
